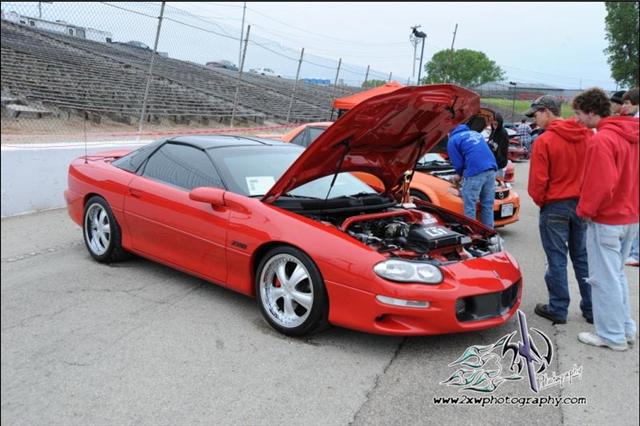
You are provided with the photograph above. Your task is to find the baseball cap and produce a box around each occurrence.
[610,90,626,105]
[524,95,561,117]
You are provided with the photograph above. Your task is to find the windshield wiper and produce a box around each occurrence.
[282,194,323,200]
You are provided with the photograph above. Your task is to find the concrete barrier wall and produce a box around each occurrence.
[1,141,150,217]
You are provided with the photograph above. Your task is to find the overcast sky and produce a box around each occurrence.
[173,1,619,89]
[3,1,620,89]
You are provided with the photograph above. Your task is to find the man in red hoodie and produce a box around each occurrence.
[572,88,639,351]
[526,95,593,325]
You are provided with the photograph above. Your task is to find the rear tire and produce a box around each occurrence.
[255,246,329,336]
[83,196,129,263]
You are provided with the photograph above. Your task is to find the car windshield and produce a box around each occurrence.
[214,146,376,198]
[418,153,449,165]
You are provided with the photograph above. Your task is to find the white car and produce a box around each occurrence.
[250,67,280,77]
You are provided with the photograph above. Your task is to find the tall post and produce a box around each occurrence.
[510,82,517,123]
[412,42,417,83]
[363,64,370,87]
[231,25,251,127]
[238,2,246,67]
[329,58,342,120]
[388,72,392,82]
[448,23,458,83]
[286,47,305,122]
[138,1,165,134]
[38,1,42,19]
[417,35,425,84]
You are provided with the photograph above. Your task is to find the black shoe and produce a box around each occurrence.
[534,303,567,324]
[583,314,594,324]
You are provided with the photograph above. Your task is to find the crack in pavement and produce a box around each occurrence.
[1,241,83,263]
[349,337,407,425]
[1,300,85,331]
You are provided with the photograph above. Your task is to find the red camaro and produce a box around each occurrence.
[65,85,522,336]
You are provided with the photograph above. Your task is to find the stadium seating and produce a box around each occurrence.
[1,20,362,124]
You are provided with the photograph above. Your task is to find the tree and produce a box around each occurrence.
[604,2,639,88]
[362,79,387,88]
[422,49,505,88]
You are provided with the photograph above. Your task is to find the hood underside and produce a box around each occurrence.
[263,84,479,203]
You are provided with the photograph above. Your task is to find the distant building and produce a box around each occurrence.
[1,10,112,43]
[475,81,564,100]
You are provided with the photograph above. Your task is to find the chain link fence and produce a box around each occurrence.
[1,1,411,143]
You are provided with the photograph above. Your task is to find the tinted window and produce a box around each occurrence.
[290,127,326,148]
[112,140,164,173]
[142,143,223,190]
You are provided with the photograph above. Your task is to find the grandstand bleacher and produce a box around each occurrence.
[1,20,362,126]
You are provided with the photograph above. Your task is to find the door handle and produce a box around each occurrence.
[128,188,142,198]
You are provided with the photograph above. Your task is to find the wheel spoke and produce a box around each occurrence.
[102,224,111,234]
[98,209,107,225]
[275,262,289,288]
[98,233,108,249]
[269,286,285,301]
[90,235,101,253]
[283,295,295,317]
[291,290,312,310]
[287,264,308,287]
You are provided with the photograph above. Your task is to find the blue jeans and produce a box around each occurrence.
[629,233,639,261]
[586,222,639,345]
[538,200,591,321]
[461,169,496,228]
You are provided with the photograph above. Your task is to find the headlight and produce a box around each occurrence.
[447,187,461,197]
[374,259,443,284]
[488,235,504,253]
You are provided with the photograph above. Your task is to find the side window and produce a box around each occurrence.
[142,143,224,190]
[290,128,310,148]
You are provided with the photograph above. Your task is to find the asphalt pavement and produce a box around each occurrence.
[2,161,638,426]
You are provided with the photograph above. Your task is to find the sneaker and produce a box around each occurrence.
[583,315,594,325]
[627,334,636,345]
[625,257,639,267]
[534,303,567,324]
[578,332,628,351]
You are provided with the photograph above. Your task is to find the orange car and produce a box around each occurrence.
[276,123,520,227]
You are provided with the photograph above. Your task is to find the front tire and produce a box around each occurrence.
[83,196,129,263]
[255,246,329,336]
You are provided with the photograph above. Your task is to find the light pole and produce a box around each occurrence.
[509,81,517,123]
[411,26,426,85]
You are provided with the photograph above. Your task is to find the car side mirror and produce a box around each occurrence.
[189,187,226,207]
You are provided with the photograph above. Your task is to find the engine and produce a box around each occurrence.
[335,206,502,263]
[345,210,469,254]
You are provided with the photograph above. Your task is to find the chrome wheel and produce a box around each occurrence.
[84,202,111,256]
[259,254,314,329]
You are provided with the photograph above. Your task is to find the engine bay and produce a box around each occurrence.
[310,201,502,264]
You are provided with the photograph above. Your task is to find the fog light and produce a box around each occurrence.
[376,295,430,308]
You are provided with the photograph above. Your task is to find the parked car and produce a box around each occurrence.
[206,60,238,71]
[250,67,280,77]
[280,123,520,227]
[482,127,529,162]
[64,85,521,337]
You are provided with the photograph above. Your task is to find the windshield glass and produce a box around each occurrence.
[214,146,376,198]
[418,153,448,164]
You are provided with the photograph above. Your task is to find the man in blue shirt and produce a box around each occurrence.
[447,123,498,228]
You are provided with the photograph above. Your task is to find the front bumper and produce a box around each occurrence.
[325,253,522,335]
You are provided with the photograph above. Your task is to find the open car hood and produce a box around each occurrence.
[263,84,479,203]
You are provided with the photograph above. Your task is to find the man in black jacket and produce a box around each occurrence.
[488,113,509,178]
